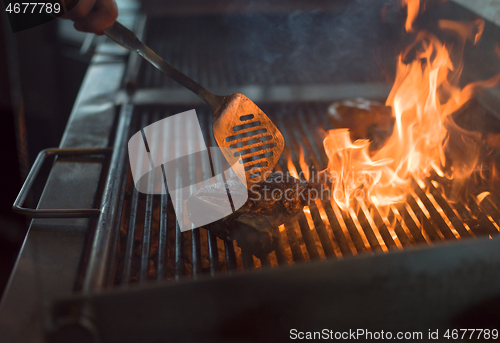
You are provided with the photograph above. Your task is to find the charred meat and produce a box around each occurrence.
[186,172,310,257]
[328,98,394,152]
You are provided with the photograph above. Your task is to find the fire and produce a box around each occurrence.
[286,150,299,179]
[323,0,500,211]
[402,0,420,32]
[298,146,310,181]
[287,149,315,229]
[286,147,310,181]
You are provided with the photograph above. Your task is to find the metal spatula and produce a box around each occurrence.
[104,22,284,183]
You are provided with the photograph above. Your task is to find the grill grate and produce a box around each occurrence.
[138,13,393,89]
[106,102,500,287]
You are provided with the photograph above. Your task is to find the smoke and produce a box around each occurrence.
[217,0,403,85]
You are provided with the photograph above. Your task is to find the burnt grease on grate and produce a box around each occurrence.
[110,102,500,286]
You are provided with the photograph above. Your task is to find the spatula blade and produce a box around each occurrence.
[213,93,285,184]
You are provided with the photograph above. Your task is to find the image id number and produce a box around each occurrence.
[5,2,61,14]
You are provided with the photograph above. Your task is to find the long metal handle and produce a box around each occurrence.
[103,21,222,109]
[13,148,112,218]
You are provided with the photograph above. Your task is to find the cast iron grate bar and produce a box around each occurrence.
[107,102,500,287]
[105,160,129,287]
[206,114,240,272]
[119,115,148,284]
[157,192,168,280]
[139,112,159,283]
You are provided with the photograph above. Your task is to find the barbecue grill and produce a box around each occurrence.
[2,1,500,342]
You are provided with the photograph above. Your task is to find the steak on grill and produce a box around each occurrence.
[186,172,311,257]
[328,98,394,152]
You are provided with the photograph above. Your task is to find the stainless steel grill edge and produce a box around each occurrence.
[2,3,500,342]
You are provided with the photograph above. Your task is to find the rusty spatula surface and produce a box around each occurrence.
[104,22,284,183]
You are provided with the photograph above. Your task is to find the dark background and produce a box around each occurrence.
[1,0,499,301]
[0,11,91,298]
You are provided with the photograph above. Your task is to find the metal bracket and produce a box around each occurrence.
[13,148,113,218]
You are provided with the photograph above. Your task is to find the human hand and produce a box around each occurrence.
[62,0,118,34]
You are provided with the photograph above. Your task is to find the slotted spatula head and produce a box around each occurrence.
[102,23,284,185]
[213,93,285,184]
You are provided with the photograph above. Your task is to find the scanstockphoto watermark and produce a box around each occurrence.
[128,109,249,232]
[128,109,384,231]
[290,328,424,340]
[289,328,499,341]
[248,181,369,203]
[248,170,381,202]
[250,169,381,185]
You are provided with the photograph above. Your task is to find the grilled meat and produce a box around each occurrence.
[328,98,394,152]
[186,172,311,257]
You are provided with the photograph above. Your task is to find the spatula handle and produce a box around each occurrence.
[104,21,222,109]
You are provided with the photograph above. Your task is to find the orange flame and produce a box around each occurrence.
[402,0,420,32]
[298,146,310,181]
[323,0,500,211]
[286,146,310,181]
[286,151,299,179]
